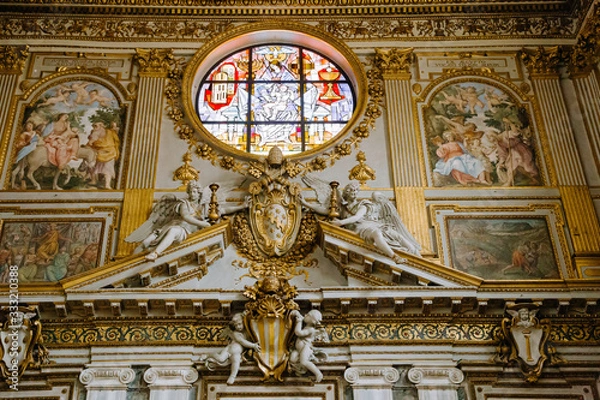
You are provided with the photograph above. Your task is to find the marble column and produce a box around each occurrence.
[407,366,464,400]
[373,48,432,254]
[117,48,173,256]
[0,45,29,171]
[79,366,135,400]
[344,366,400,400]
[521,46,600,272]
[143,366,199,400]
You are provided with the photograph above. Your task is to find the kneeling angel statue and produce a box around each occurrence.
[301,176,421,262]
[125,181,249,261]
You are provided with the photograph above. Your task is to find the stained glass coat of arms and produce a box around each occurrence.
[196,45,355,156]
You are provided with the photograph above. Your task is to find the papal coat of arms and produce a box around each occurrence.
[247,146,302,257]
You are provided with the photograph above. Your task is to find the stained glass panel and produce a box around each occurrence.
[196,44,355,156]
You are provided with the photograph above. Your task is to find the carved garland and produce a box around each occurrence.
[164,52,384,179]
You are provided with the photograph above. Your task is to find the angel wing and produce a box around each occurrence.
[301,174,337,207]
[376,195,422,254]
[124,194,180,243]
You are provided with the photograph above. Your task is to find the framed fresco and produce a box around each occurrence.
[422,80,544,188]
[8,77,126,191]
[431,204,573,280]
[0,207,116,284]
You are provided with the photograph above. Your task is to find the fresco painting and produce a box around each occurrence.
[0,220,103,283]
[10,80,124,190]
[448,217,560,280]
[425,82,541,187]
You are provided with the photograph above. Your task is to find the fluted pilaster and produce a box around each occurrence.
[0,46,29,171]
[373,48,432,254]
[79,366,135,400]
[344,366,400,400]
[117,49,172,256]
[522,46,600,267]
[571,70,600,178]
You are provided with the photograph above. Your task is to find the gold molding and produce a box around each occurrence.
[430,203,575,280]
[394,187,433,256]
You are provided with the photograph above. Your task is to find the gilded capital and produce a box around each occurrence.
[520,46,563,76]
[567,21,600,76]
[374,48,414,78]
[134,48,174,76]
[0,45,29,74]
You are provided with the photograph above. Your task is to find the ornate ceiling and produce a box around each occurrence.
[0,0,596,43]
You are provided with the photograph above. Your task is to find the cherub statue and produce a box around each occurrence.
[125,181,249,261]
[301,176,421,262]
[507,306,537,329]
[288,309,329,382]
[199,313,260,385]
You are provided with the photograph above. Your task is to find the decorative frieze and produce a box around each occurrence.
[40,319,600,346]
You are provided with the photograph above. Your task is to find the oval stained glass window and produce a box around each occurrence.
[195,44,356,157]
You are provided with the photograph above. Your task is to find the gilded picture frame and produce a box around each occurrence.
[4,71,129,191]
[0,207,116,284]
[430,204,573,280]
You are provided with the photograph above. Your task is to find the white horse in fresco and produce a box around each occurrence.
[11,144,97,190]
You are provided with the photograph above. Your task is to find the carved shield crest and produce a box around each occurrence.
[249,184,302,257]
[510,326,544,366]
[0,308,42,384]
[245,312,293,381]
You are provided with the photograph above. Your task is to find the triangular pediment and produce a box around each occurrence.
[62,217,481,293]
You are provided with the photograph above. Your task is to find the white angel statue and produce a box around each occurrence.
[302,176,421,262]
[125,181,249,261]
